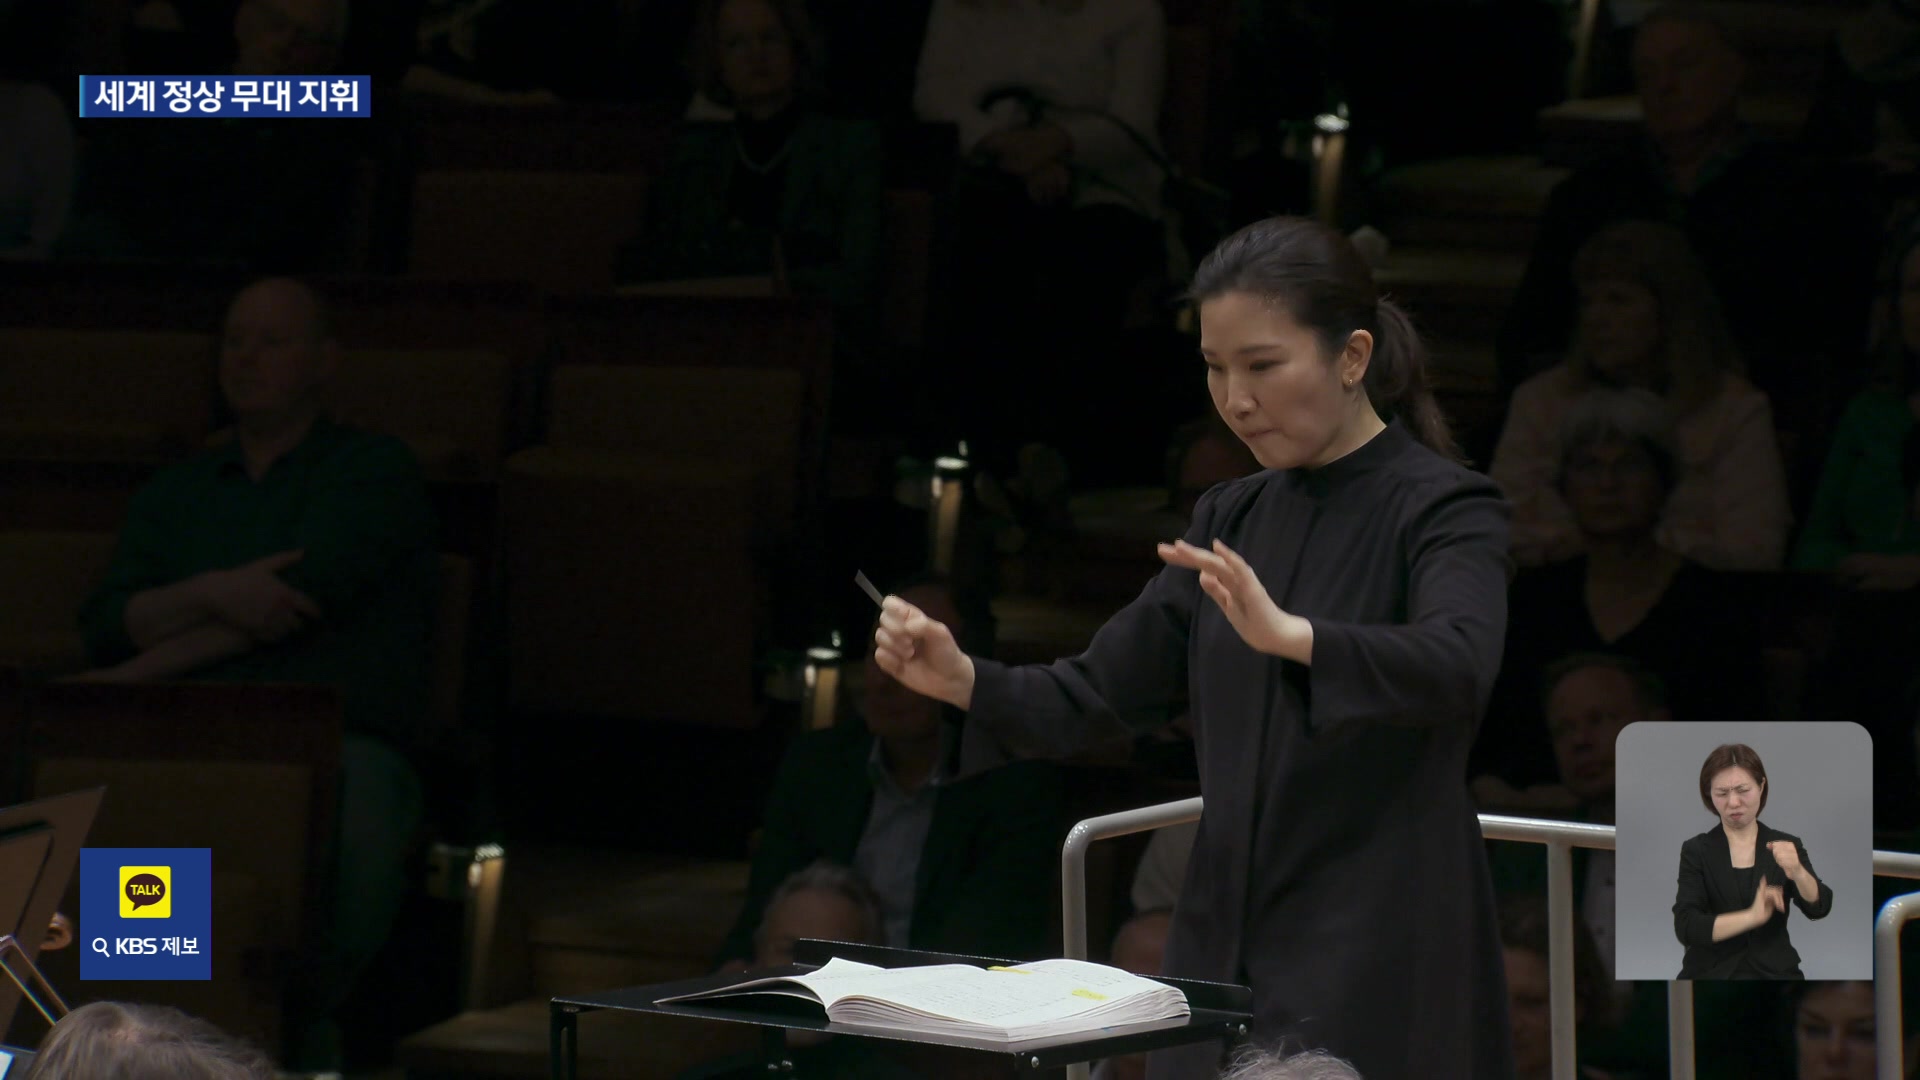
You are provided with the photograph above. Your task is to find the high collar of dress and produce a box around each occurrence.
[1286,418,1409,498]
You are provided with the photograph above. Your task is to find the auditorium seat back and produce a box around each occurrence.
[0,530,117,678]
[0,329,217,462]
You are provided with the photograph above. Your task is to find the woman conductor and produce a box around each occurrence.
[874,217,1516,1080]
[1672,743,1833,980]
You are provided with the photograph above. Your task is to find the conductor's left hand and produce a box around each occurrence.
[1158,539,1312,660]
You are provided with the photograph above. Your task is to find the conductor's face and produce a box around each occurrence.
[1708,766,1762,829]
[1199,291,1368,471]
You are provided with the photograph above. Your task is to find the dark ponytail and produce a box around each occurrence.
[1370,297,1461,462]
[1189,216,1462,463]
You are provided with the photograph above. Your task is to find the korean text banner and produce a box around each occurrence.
[78,76,370,118]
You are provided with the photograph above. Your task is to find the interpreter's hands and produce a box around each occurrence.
[1157,539,1310,660]
[1835,552,1920,592]
[873,596,976,710]
[1767,840,1803,877]
[1025,161,1071,206]
[1748,878,1782,925]
[202,549,321,643]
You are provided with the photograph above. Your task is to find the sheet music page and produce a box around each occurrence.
[791,960,980,1009]
[655,957,885,1004]
[840,963,1173,1026]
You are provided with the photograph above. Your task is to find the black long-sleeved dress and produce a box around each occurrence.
[960,421,1517,1080]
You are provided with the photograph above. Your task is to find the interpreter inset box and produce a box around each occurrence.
[1612,722,1871,981]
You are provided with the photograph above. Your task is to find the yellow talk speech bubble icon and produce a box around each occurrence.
[119,866,171,919]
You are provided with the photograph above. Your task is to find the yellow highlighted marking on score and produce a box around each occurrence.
[1072,989,1108,1001]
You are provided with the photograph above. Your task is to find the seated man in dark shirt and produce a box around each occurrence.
[78,276,437,1071]
[717,580,1062,968]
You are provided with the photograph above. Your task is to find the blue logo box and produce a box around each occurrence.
[79,848,213,981]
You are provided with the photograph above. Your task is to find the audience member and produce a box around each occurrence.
[1092,907,1172,1080]
[1793,217,1920,584]
[1792,220,1920,828]
[1477,388,1765,790]
[914,0,1169,471]
[1804,0,1920,179]
[76,278,436,1072]
[1482,653,1669,980]
[401,0,573,103]
[1787,981,1878,1080]
[1496,892,1623,1080]
[716,580,1061,966]
[1491,223,1792,570]
[621,0,883,332]
[0,75,73,258]
[21,1001,274,1080]
[1498,5,1878,435]
[679,862,919,1078]
[915,0,1165,227]
[1482,652,1674,1080]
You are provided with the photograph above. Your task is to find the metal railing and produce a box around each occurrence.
[1061,801,1920,1080]
[1873,850,1920,1080]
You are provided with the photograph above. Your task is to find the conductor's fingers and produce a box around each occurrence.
[1198,571,1233,610]
[874,626,915,656]
[878,597,918,636]
[1158,540,1227,577]
[890,597,951,642]
[872,645,906,676]
[1211,540,1255,584]
[286,587,322,620]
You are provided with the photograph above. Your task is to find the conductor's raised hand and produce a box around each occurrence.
[873,596,976,710]
[1157,539,1312,661]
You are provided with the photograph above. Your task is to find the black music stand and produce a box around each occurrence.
[549,940,1253,1080]
[0,788,105,1042]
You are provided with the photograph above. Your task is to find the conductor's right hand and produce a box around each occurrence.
[873,596,976,711]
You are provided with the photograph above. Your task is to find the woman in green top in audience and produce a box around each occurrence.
[1793,218,1920,591]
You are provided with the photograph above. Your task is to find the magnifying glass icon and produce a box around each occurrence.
[90,937,109,957]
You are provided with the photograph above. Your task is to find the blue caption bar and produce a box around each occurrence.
[78,75,371,118]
